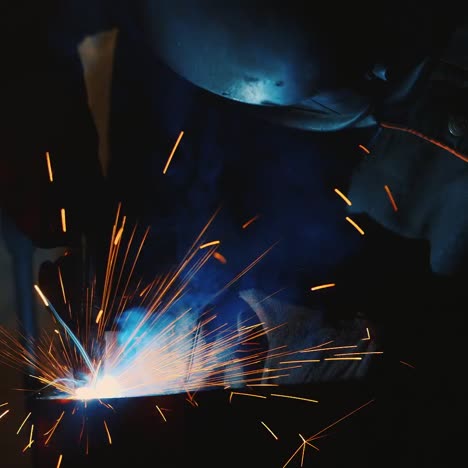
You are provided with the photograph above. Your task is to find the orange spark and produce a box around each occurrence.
[334,351,383,356]
[56,454,63,468]
[112,216,126,247]
[0,402,7,407]
[271,394,319,404]
[261,421,279,440]
[300,437,306,467]
[103,420,112,445]
[199,240,220,249]
[96,309,104,324]
[242,214,260,229]
[345,216,365,235]
[114,226,124,245]
[307,399,375,442]
[300,345,358,353]
[46,151,54,182]
[384,185,398,212]
[44,411,65,445]
[400,360,415,369]
[0,409,10,420]
[163,130,184,174]
[284,400,375,467]
[219,242,278,293]
[57,267,67,304]
[283,446,302,468]
[99,401,115,412]
[139,282,153,297]
[297,434,320,467]
[310,283,335,292]
[358,144,370,154]
[213,252,227,264]
[249,383,279,387]
[186,398,199,407]
[229,391,267,403]
[60,208,67,233]
[362,327,371,341]
[324,357,362,361]
[302,340,333,350]
[334,188,352,206]
[22,440,34,453]
[34,284,49,306]
[17,412,31,435]
[23,424,34,453]
[300,434,320,450]
[279,359,320,364]
[156,405,167,423]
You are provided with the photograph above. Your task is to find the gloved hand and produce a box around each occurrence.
[238,289,378,384]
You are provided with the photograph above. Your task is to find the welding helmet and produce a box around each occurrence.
[138,1,453,131]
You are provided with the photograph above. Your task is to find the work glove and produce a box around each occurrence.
[238,288,378,384]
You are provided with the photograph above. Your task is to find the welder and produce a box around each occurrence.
[1,4,467,467]
[2,1,467,383]
[138,2,468,275]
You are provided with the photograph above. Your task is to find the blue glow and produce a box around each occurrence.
[68,304,262,400]
[47,299,96,375]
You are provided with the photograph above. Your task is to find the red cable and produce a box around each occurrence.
[379,121,468,163]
